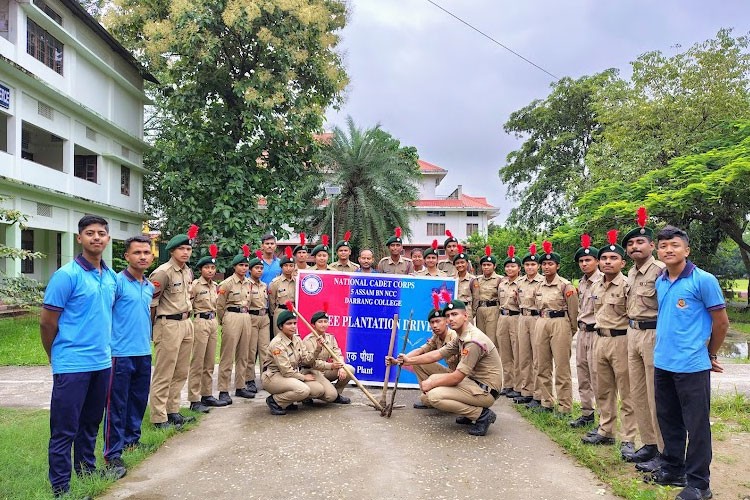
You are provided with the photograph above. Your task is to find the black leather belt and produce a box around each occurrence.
[578,321,596,332]
[277,304,288,310]
[597,328,628,337]
[500,309,520,316]
[478,300,498,307]
[227,307,264,315]
[542,310,567,318]
[629,319,657,330]
[196,312,216,320]
[471,378,501,399]
[521,309,539,316]
[156,312,190,321]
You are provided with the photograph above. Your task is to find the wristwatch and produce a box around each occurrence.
[709,353,718,361]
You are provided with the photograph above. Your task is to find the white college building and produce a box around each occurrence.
[0,0,152,282]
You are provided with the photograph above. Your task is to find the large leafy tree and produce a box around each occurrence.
[301,117,421,255]
[105,0,349,260]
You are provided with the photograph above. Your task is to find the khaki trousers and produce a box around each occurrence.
[475,305,500,347]
[217,311,252,392]
[534,317,573,412]
[628,327,663,449]
[261,370,336,408]
[323,363,355,394]
[413,362,451,406]
[517,315,539,398]
[575,329,598,417]
[245,313,271,385]
[188,317,218,401]
[149,318,194,423]
[594,334,636,442]
[495,314,516,389]
[425,378,496,421]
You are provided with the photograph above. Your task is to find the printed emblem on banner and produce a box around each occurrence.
[301,274,324,296]
[677,298,687,309]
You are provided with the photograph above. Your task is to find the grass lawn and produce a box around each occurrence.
[0,407,200,499]
[731,279,749,292]
[0,310,48,366]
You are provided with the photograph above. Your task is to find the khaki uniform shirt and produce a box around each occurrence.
[249,278,268,311]
[626,256,665,321]
[413,268,448,277]
[377,256,414,275]
[329,260,360,272]
[421,329,459,371]
[292,264,309,278]
[302,332,343,363]
[498,276,522,312]
[216,273,251,321]
[150,257,193,315]
[592,272,629,330]
[577,269,603,326]
[191,276,217,314]
[269,275,296,313]
[438,259,474,276]
[456,272,475,313]
[471,272,502,311]
[517,274,544,313]
[265,334,328,380]
[438,322,502,391]
[535,274,579,332]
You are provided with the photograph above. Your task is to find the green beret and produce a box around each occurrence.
[538,252,561,264]
[231,253,249,266]
[335,240,351,251]
[293,244,308,255]
[479,254,497,265]
[385,236,402,246]
[452,252,469,263]
[522,253,539,263]
[247,256,263,269]
[165,234,190,251]
[598,243,626,258]
[311,311,329,324]
[276,309,297,328]
[423,247,438,258]
[502,256,521,267]
[444,235,458,247]
[279,255,295,266]
[311,244,329,256]
[574,246,599,262]
[427,308,444,320]
[442,299,466,314]
[196,255,217,268]
[621,226,654,246]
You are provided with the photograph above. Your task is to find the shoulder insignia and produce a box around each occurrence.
[272,348,281,356]
[565,289,575,298]
[218,289,226,295]
[461,348,469,356]
[151,280,161,289]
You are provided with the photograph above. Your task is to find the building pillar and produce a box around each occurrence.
[4,222,21,277]
[61,231,75,266]
[103,241,112,266]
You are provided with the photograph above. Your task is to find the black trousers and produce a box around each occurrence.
[654,367,712,490]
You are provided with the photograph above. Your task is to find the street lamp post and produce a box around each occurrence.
[324,185,341,249]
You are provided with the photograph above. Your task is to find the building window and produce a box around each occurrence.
[74,154,97,183]
[466,211,479,217]
[21,121,64,170]
[0,115,8,153]
[426,211,446,217]
[427,223,446,236]
[56,232,61,269]
[21,230,34,274]
[33,0,62,25]
[27,18,64,75]
[466,223,479,236]
[120,165,130,196]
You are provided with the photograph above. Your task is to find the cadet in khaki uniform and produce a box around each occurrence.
[149,229,196,428]
[187,245,228,413]
[329,231,360,272]
[269,247,296,336]
[533,241,579,414]
[438,230,474,276]
[293,234,309,276]
[623,207,666,467]
[311,237,331,271]
[395,300,501,436]
[216,248,255,404]
[263,310,342,415]
[582,232,637,461]
[244,252,270,394]
[377,227,414,274]
[302,310,353,404]
[497,246,522,398]
[471,246,502,347]
[516,244,544,406]
[453,249,475,322]
[413,240,448,277]
[569,235,603,428]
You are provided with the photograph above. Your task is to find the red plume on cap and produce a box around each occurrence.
[542,240,553,254]
[607,229,619,245]
[431,239,438,250]
[242,244,250,257]
[284,246,293,259]
[209,244,218,259]
[457,244,464,253]
[440,289,452,304]
[432,291,440,311]
[187,224,199,240]
[322,234,329,247]
[255,250,263,259]
[445,229,453,238]
[394,227,402,238]
[485,245,491,257]
[508,245,515,259]
[323,302,329,313]
[344,230,351,242]
[637,206,648,228]
[299,232,306,247]
[529,243,537,255]
[284,300,295,312]
[581,234,591,249]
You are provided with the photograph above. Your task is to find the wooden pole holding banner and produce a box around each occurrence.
[384,309,414,418]
[379,314,399,407]
[287,302,385,412]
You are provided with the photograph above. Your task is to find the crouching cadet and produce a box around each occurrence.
[392,300,502,436]
[302,307,353,404]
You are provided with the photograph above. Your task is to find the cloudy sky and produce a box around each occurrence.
[324,0,750,222]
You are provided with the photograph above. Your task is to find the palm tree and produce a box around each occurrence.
[304,117,421,256]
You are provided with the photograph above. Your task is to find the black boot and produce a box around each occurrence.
[235,388,255,399]
[627,444,658,463]
[568,413,595,428]
[201,395,229,407]
[218,392,233,405]
[266,395,287,415]
[468,408,497,436]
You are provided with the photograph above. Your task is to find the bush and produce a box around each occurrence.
[0,274,44,307]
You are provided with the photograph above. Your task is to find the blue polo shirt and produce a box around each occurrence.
[111,269,154,357]
[260,256,281,286]
[43,254,117,374]
[654,261,725,373]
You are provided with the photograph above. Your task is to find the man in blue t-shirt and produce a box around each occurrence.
[40,215,117,498]
[259,233,282,286]
[102,235,155,477]
[646,226,729,500]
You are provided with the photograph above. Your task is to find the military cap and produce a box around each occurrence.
[538,241,561,264]
[574,234,599,262]
[479,245,497,265]
[196,243,219,269]
[276,309,297,328]
[443,229,458,247]
[423,239,439,258]
[247,250,264,269]
[231,244,251,267]
[335,231,352,251]
[293,232,309,255]
[621,206,654,246]
[311,310,329,324]
[442,299,467,313]
[599,229,627,258]
[452,251,469,264]
[311,235,330,257]
[502,246,521,267]
[279,246,294,266]
[165,224,199,252]
[385,227,403,246]
[522,243,540,263]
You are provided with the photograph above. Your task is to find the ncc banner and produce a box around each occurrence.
[296,270,457,387]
